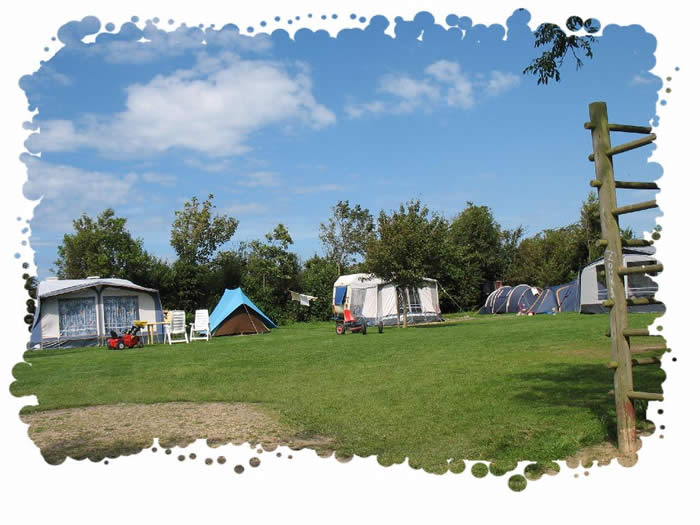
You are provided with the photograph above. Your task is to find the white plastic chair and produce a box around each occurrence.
[189,309,211,342]
[165,310,189,344]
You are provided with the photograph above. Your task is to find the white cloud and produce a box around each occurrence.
[346,60,516,118]
[425,60,474,108]
[95,23,273,64]
[631,73,657,85]
[378,73,440,102]
[485,70,520,96]
[20,154,140,232]
[345,100,387,119]
[26,52,335,158]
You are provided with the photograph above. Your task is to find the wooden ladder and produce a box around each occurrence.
[585,101,666,457]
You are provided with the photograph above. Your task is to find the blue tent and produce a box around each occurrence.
[479,284,541,314]
[209,288,277,336]
[528,280,580,314]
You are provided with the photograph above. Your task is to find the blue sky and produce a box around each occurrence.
[19,10,663,278]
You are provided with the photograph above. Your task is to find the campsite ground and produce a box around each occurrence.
[12,313,665,472]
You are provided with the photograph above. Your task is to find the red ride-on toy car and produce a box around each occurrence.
[335,309,383,335]
[107,322,145,350]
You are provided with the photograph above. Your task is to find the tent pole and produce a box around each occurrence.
[244,304,260,335]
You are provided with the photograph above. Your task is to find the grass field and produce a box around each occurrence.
[11,312,665,471]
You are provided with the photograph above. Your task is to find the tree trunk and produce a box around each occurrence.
[395,287,401,328]
[403,288,410,329]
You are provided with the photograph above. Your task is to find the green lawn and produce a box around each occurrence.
[11,313,665,472]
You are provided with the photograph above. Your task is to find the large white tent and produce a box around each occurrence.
[29,277,164,349]
[332,273,443,326]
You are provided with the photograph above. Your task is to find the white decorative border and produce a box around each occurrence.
[1,0,694,522]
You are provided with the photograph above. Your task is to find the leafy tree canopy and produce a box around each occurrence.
[54,208,153,280]
[170,193,239,265]
[523,22,596,85]
[319,200,375,273]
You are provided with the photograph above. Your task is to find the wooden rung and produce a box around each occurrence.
[622,238,654,247]
[628,391,664,401]
[608,134,657,156]
[612,200,658,216]
[590,180,603,188]
[627,297,663,306]
[584,123,653,134]
[623,328,650,337]
[608,123,653,134]
[631,357,662,367]
[607,359,662,369]
[596,238,655,248]
[615,181,659,190]
[631,346,668,355]
[605,328,662,337]
[618,263,663,276]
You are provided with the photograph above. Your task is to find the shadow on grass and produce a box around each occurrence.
[510,362,665,445]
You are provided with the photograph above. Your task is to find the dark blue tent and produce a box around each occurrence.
[479,284,541,314]
[528,280,580,314]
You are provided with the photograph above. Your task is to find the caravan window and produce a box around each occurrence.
[58,297,97,337]
[104,296,139,334]
[596,264,608,300]
[625,260,659,298]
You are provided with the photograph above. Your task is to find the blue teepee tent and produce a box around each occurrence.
[209,288,277,336]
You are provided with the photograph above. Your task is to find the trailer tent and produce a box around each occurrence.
[209,288,277,336]
[579,247,662,313]
[29,277,164,349]
[332,274,443,326]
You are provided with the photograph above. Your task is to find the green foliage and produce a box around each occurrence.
[170,193,238,266]
[440,203,515,310]
[365,200,448,290]
[168,194,239,311]
[505,225,587,287]
[54,209,153,280]
[523,23,596,85]
[241,224,301,324]
[319,200,374,272]
[298,255,339,322]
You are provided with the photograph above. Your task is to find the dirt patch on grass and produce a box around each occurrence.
[20,402,336,465]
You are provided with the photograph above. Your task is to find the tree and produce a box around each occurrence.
[298,255,339,322]
[523,20,596,85]
[241,224,301,324]
[54,208,153,280]
[170,193,239,266]
[365,200,448,327]
[441,203,509,310]
[319,200,375,274]
[169,194,239,313]
[579,191,634,264]
[505,225,587,287]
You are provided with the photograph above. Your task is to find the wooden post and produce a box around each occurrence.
[588,101,637,458]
